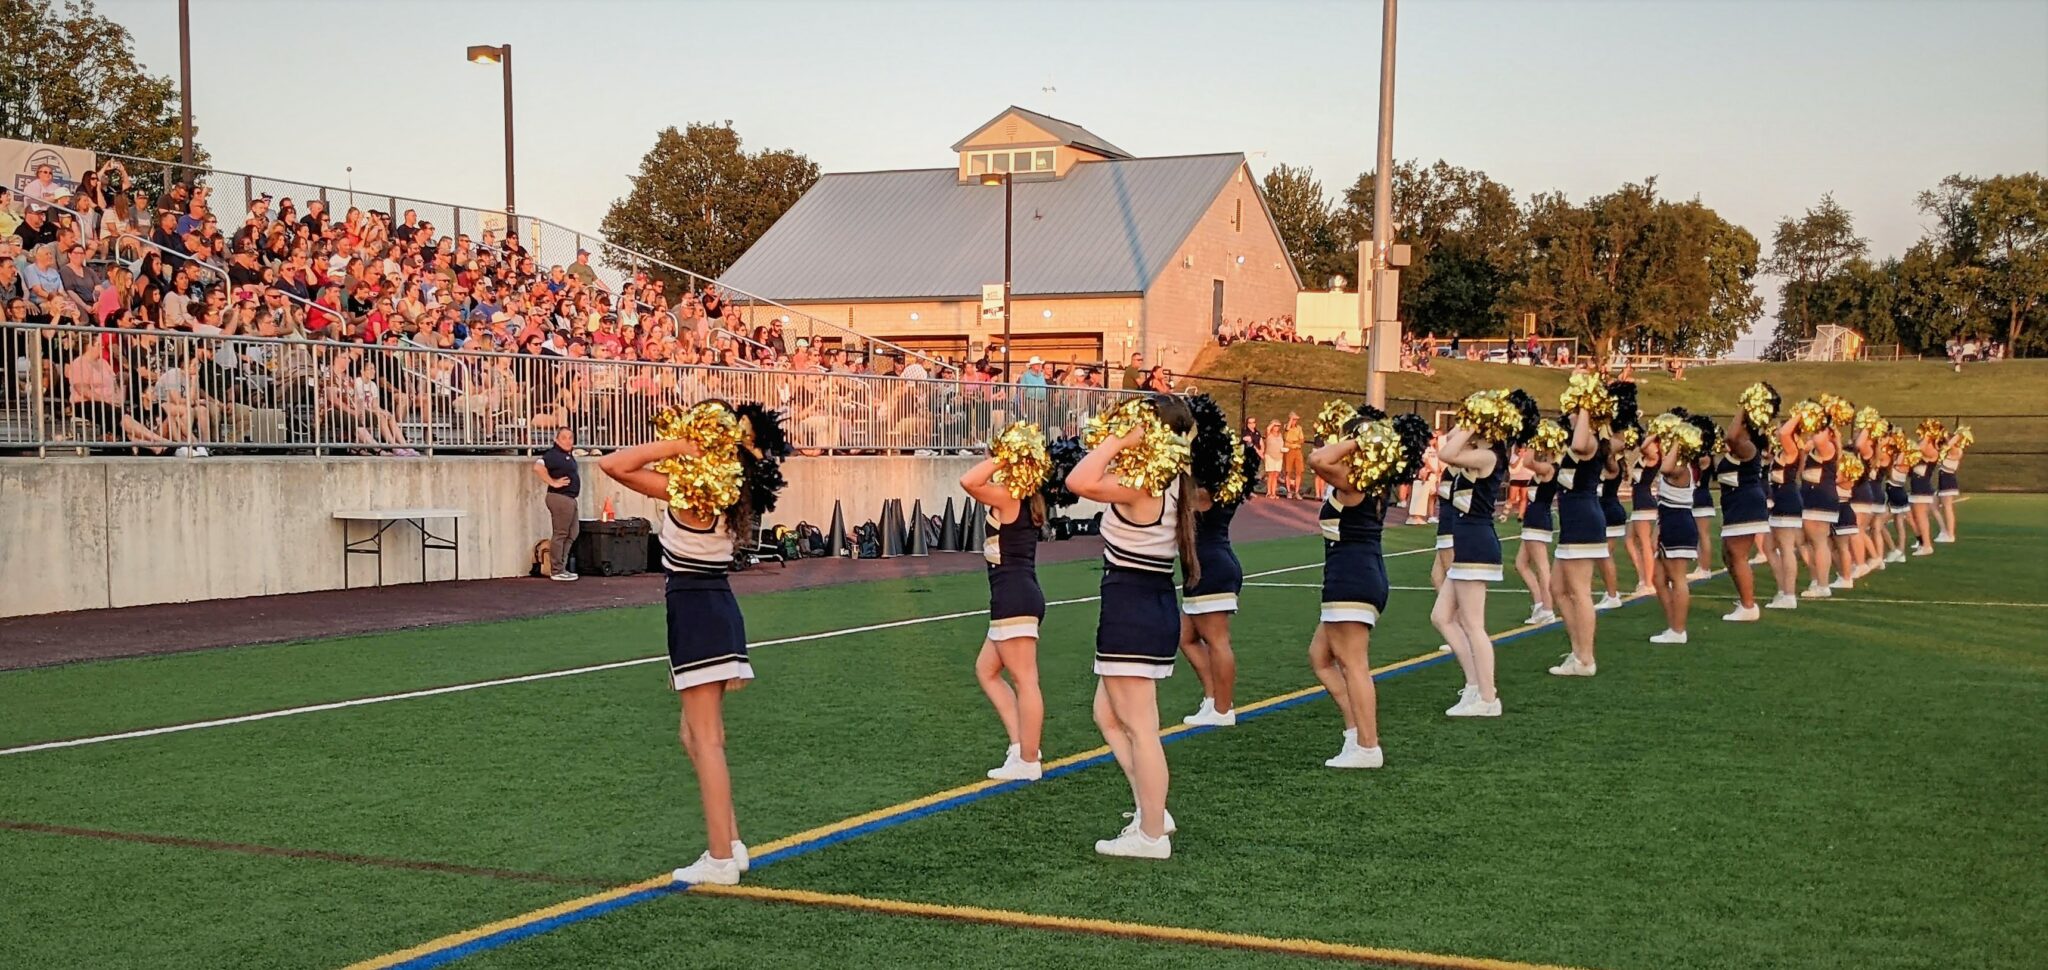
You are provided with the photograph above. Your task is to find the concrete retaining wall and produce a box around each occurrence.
[0,454,1037,617]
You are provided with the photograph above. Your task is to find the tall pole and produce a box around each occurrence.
[177,0,193,176]
[1363,0,1398,409]
[499,44,516,217]
[1002,174,1013,379]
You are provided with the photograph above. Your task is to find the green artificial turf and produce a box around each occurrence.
[2,498,2042,970]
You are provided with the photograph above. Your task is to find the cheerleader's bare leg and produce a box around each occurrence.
[1725,535,1758,609]
[1551,558,1598,665]
[1452,580,1497,702]
[1096,677,1168,838]
[1324,622,1378,747]
[678,683,739,860]
[1803,519,1833,591]
[1184,613,1235,715]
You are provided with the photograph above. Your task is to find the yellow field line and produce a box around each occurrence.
[692,883,1597,970]
[343,876,671,969]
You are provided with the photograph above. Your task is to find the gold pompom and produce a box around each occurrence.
[1819,393,1856,429]
[652,402,746,516]
[1790,400,1825,434]
[1952,424,1974,449]
[989,421,1052,498]
[1738,382,1778,433]
[1530,419,1570,456]
[1215,444,1250,505]
[1837,453,1865,485]
[1083,398,1191,496]
[1853,406,1884,435]
[1649,411,1704,461]
[1345,419,1410,493]
[1915,418,1946,447]
[1314,400,1359,445]
[1456,388,1525,443]
[1559,373,1614,425]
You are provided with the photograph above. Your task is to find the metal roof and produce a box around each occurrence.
[949,105,1132,159]
[719,153,1246,302]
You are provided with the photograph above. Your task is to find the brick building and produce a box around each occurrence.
[718,106,1299,374]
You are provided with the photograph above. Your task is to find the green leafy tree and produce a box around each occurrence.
[1944,173,2048,353]
[1762,194,1867,351]
[1341,160,1524,336]
[600,122,819,284]
[0,0,201,182]
[1260,164,1349,289]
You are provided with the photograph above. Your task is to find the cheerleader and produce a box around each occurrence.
[1851,418,1889,577]
[1884,431,1912,562]
[1594,380,1639,610]
[1935,428,1969,543]
[1626,435,1663,596]
[1764,414,1806,609]
[600,400,789,887]
[1066,394,1198,859]
[1180,396,1247,728]
[1831,455,1864,586]
[1434,389,1540,717]
[960,423,1051,781]
[1798,403,1843,596]
[1647,413,1713,644]
[1688,450,1717,581]
[1548,402,1609,676]
[1306,407,1428,767]
[1718,383,1777,621]
[1512,442,1559,627]
[1906,422,1940,555]
[1432,427,1457,587]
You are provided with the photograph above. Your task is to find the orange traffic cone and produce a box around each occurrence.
[601,496,616,522]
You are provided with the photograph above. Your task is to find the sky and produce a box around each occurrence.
[103,0,2048,354]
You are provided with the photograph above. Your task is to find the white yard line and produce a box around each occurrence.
[0,548,1426,757]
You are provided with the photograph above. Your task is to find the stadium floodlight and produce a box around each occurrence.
[466,44,516,217]
[979,173,1013,377]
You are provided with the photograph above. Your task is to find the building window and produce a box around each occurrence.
[970,154,989,176]
[1035,149,1054,171]
[991,152,1010,174]
[967,150,1057,177]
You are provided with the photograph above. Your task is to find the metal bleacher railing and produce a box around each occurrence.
[96,152,959,376]
[0,323,1131,456]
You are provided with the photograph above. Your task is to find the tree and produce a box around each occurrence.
[1507,178,1759,361]
[1340,160,1524,335]
[600,122,819,284]
[1261,164,1349,289]
[1953,173,2047,353]
[0,0,201,173]
[1762,194,1866,348]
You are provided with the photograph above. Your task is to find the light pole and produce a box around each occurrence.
[1363,0,1398,409]
[177,0,193,176]
[979,172,1014,378]
[466,44,516,217]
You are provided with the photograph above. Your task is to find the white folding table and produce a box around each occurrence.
[333,508,466,587]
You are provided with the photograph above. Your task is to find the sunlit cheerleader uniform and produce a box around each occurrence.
[1316,486,1391,766]
[1097,490,1183,678]
[1648,463,1700,644]
[1597,455,1629,608]
[981,501,1046,779]
[1687,460,1717,579]
[1519,472,1559,623]
[1833,477,1861,581]
[1884,455,1912,563]
[1179,498,1242,726]
[1936,449,1962,543]
[1798,438,1842,598]
[1625,452,1661,594]
[1440,437,1510,716]
[1907,449,1937,555]
[1548,436,1609,676]
[659,505,754,883]
[1716,445,1770,620]
[1851,452,1888,577]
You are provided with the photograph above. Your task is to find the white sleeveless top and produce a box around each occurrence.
[1656,475,1694,509]
[660,510,735,576]
[1102,485,1180,574]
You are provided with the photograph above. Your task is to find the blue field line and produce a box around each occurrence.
[389,884,676,970]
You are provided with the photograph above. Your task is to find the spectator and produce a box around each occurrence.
[534,427,581,581]
[1020,355,1049,405]
[21,163,66,211]
[1261,420,1285,498]
[0,187,18,238]
[566,248,599,288]
[1120,351,1145,390]
[15,206,59,251]
[1282,412,1307,499]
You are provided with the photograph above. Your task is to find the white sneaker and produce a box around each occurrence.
[1448,695,1502,717]
[1548,654,1597,677]
[1445,684,1478,716]
[1528,607,1557,626]
[1749,552,1769,565]
[1936,532,1955,544]
[1121,808,1176,835]
[1649,629,1690,644]
[1722,604,1761,622]
[1912,546,1934,557]
[551,571,579,582]
[1687,568,1712,581]
[1180,698,1216,725]
[1095,824,1171,859]
[1595,593,1624,610]
[987,753,1043,781]
[1437,642,1452,652]
[1765,592,1799,610]
[1631,585,1656,597]
[1800,585,1832,599]
[1829,576,1853,590]
[1324,742,1384,769]
[1885,549,1907,563]
[733,841,750,873]
[672,850,741,885]
[1182,700,1237,727]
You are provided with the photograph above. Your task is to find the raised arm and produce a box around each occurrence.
[1436,426,1495,477]
[1568,409,1599,461]
[958,457,1022,518]
[1307,437,1357,493]
[1066,426,1152,506]
[599,438,692,502]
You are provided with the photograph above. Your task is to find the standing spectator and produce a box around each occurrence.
[1282,413,1309,498]
[1020,355,1049,404]
[534,427,581,581]
[1120,351,1145,390]
[1261,420,1285,498]
[566,248,599,288]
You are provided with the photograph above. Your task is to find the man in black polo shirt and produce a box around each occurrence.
[533,428,581,581]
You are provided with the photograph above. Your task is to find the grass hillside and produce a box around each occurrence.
[1189,343,2048,491]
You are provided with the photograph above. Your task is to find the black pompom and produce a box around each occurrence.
[1607,380,1640,432]
[734,403,790,514]
[1043,435,1087,510]
[1186,393,1237,494]
[1391,413,1431,485]
[1505,389,1542,446]
[1685,413,1723,456]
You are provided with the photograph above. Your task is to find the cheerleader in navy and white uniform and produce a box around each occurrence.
[1764,415,1807,609]
[1906,425,1940,556]
[1065,394,1198,860]
[1647,413,1715,644]
[1883,434,1912,563]
[1717,384,1777,622]
[959,430,1051,783]
[1433,389,1541,718]
[1935,431,1967,544]
[1831,457,1864,588]
[1179,396,1248,729]
[1548,406,1609,677]
[1625,436,1662,597]
[1596,430,1630,610]
[1799,411,1843,597]
[1850,425,1888,578]
[1304,407,1426,767]
[1688,451,1718,580]
[600,400,789,887]
[1512,442,1559,627]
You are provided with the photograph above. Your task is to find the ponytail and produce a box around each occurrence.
[1175,473,1201,591]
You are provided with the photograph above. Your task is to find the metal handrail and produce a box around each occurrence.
[96,151,961,377]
